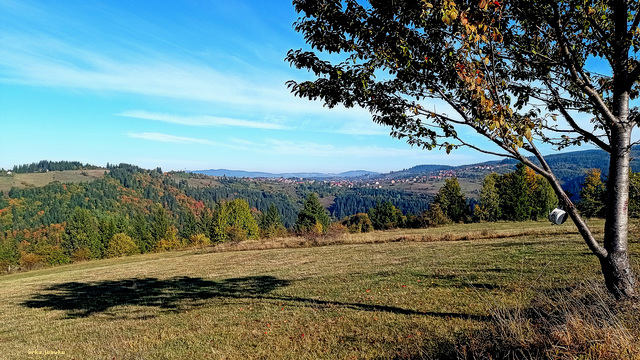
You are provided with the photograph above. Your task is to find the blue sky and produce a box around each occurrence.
[0,0,527,173]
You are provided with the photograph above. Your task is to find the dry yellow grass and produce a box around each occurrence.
[0,170,106,192]
[0,220,636,359]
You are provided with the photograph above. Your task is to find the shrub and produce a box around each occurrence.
[260,225,288,239]
[226,225,248,244]
[327,222,347,236]
[71,247,92,262]
[424,203,451,227]
[341,213,374,233]
[18,252,46,270]
[105,233,139,258]
[188,233,211,247]
[154,238,182,252]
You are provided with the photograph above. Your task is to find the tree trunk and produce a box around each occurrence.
[602,127,637,299]
[532,126,637,300]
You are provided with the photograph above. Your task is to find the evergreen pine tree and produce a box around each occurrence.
[260,203,286,238]
[63,207,103,259]
[433,178,467,223]
[295,193,330,233]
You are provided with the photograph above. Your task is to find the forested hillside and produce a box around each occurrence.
[0,162,435,272]
[10,160,101,174]
[1,149,628,274]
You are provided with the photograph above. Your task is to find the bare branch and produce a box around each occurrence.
[453,135,517,159]
[631,7,640,37]
[551,4,619,126]
[545,81,612,152]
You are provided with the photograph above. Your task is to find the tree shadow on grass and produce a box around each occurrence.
[22,276,289,318]
[22,275,488,321]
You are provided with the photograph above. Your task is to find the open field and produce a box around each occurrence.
[1,220,638,359]
[0,170,106,193]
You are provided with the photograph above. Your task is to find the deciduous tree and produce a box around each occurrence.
[578,169,607,218]
[478,172,500,221]
[105,233,139,258]
[287,0,640,299]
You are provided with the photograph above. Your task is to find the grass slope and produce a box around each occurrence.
[0,221,637,359]
[0,170,106,193]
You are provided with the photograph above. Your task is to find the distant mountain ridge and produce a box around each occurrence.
[196,146,640,184]
[191,169,380,179]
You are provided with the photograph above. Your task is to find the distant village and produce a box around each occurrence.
[254,163,511,189]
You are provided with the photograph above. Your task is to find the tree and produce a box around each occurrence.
[497,164,532,221]
[629,171,640,218]
[295,193,331,233]
[478,173,500,221]
[424,203,451,227]
[105,233,139,258]
[224,199,260,241]
[530,173,559,220]
[63,207,102,259]
[260,203,287,238]
[367,201,404,230]
[150,206,173,246]
[287,0,640,299]
[578,169,607,218]
[210,199,260,242]
[130,212,153,253]
[179,210,199,240]
[433,178,468,223]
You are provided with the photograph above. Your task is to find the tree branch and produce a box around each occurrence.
[551,4,619,126]
[631,7,640,35]
[519,138,609,259]
[545,81,612,152]
[452,134,517,159]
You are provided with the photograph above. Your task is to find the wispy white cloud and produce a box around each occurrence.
[0,34,281,105]
[125,132,246,150]
[0,33,393,134]
[126,132,212,144]
[119,110,289,130]
[229,137,258,146]
[332,121,390,136]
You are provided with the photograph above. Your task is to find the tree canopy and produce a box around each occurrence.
[433,178,468,222]
[295,193,331,233]
[287,0,640,299]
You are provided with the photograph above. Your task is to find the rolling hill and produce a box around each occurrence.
[191,169,380,179]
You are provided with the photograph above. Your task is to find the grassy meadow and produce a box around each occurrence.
[1,220,639,359]
[0,170,106,192]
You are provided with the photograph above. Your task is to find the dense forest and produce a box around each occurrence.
[329,189,432,219]
[0,162,435,272]
[1,158,628,274]
[9,160,101,174]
